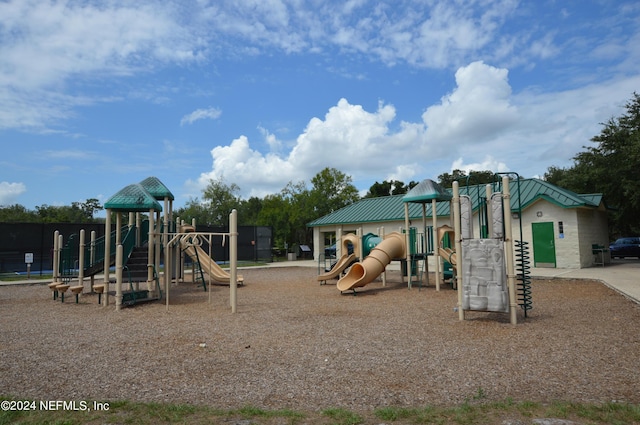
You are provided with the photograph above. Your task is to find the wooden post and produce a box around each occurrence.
[502,176,518,325]
[115,244,123,311]
[433,198,440,291]
[404,203,411,287]
[103,210,111,306]
[78,229,85,290]
[90,231,96,291]
[229,209,238,313]
[453,182,464,321]
[52,230,59,284]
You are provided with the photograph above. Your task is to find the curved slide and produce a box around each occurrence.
[337,232,406,292]
[317,253,357,282]
[438,247,457,268]
[180,237,244,285]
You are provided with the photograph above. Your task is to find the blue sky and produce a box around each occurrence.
[1,0,639,213]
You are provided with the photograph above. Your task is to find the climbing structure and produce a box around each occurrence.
[451,176,518,324]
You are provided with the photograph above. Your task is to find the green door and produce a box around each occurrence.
[532,222,556,267]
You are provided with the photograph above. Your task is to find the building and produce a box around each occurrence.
[308,178,610,269]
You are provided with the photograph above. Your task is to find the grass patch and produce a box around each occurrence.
[0,273,53,282]
[1,396,639,425]
[321,407,364,425]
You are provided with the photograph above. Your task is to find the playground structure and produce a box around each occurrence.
[317,175,533,324]
[317,225,433,293]
[179,225,244,286]
[317,233,358,283]
[436,225,456,275]
[336,231,406,292]
[49,177,241,312]
[321,179,450,294]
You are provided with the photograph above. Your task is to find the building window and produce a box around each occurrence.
[558,221,564,238]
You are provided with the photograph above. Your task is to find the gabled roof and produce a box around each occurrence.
[308,194,448,227]
[104,184,163,212]
[403,179,452,203]
[308,178,604,227]
[139,176,174,201]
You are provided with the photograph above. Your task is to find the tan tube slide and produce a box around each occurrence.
[438,247,457,267]
[336,232,406,292]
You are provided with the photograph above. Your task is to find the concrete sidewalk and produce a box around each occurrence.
[530,260,640,305]
[2,259,638,304]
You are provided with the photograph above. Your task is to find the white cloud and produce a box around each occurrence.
[193,62,523,198]
[195,136,296,198]
[0,1,571,132]
[191,60,639,199]
[180,107,222,126]
[422,61,518,144]
[0,0,204,130]
[258,126,282,152]
[451,156,509,173]
[0,182,27,206]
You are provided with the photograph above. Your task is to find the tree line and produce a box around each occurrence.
[2,93,639,245]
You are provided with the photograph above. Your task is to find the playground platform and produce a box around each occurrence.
[2,259,638,304]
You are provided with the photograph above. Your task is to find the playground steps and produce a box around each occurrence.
[125,246,149,282]
[122,289,150,306]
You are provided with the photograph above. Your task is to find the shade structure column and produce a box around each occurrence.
[147,209,155,295]
[103,210,111,306]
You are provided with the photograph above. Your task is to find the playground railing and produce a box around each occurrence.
[59,224,133,279]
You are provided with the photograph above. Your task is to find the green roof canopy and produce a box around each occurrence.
[139,176,174,201]
[403,179,452,203]
[308,178,605,227]
[104,184,163,212]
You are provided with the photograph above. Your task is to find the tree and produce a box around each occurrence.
[0,199,102,223]
[437,170,495,188]
[282,180,314,247]
[364,179,419,198]
[80,198,102,220]
[174,197,210,227]
[237,196,263,225]
[256,181,312,251]
[0,204,38,222]
[546,92,640,236]
[309,167,360,216]
[257,193,291,250]
[201,178,241,226]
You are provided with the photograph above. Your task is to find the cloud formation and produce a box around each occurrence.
[195,62,523,197]
[0,182,27,206]
[0,0,544,132]
[180,107,222,126]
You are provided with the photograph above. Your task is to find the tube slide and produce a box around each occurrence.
[317,253,357,282]
[438,247,457,268]
[180,236,244,285]
[336,232,406,292]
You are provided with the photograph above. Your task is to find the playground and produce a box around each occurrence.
[1,265,639,414]
[2,175,639,422]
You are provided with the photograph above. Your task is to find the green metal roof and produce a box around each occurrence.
[308,194,449,227]
[308,178,603,227]
[403,179,452,203]
[104,184,163,212]
[139,176,174,201]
